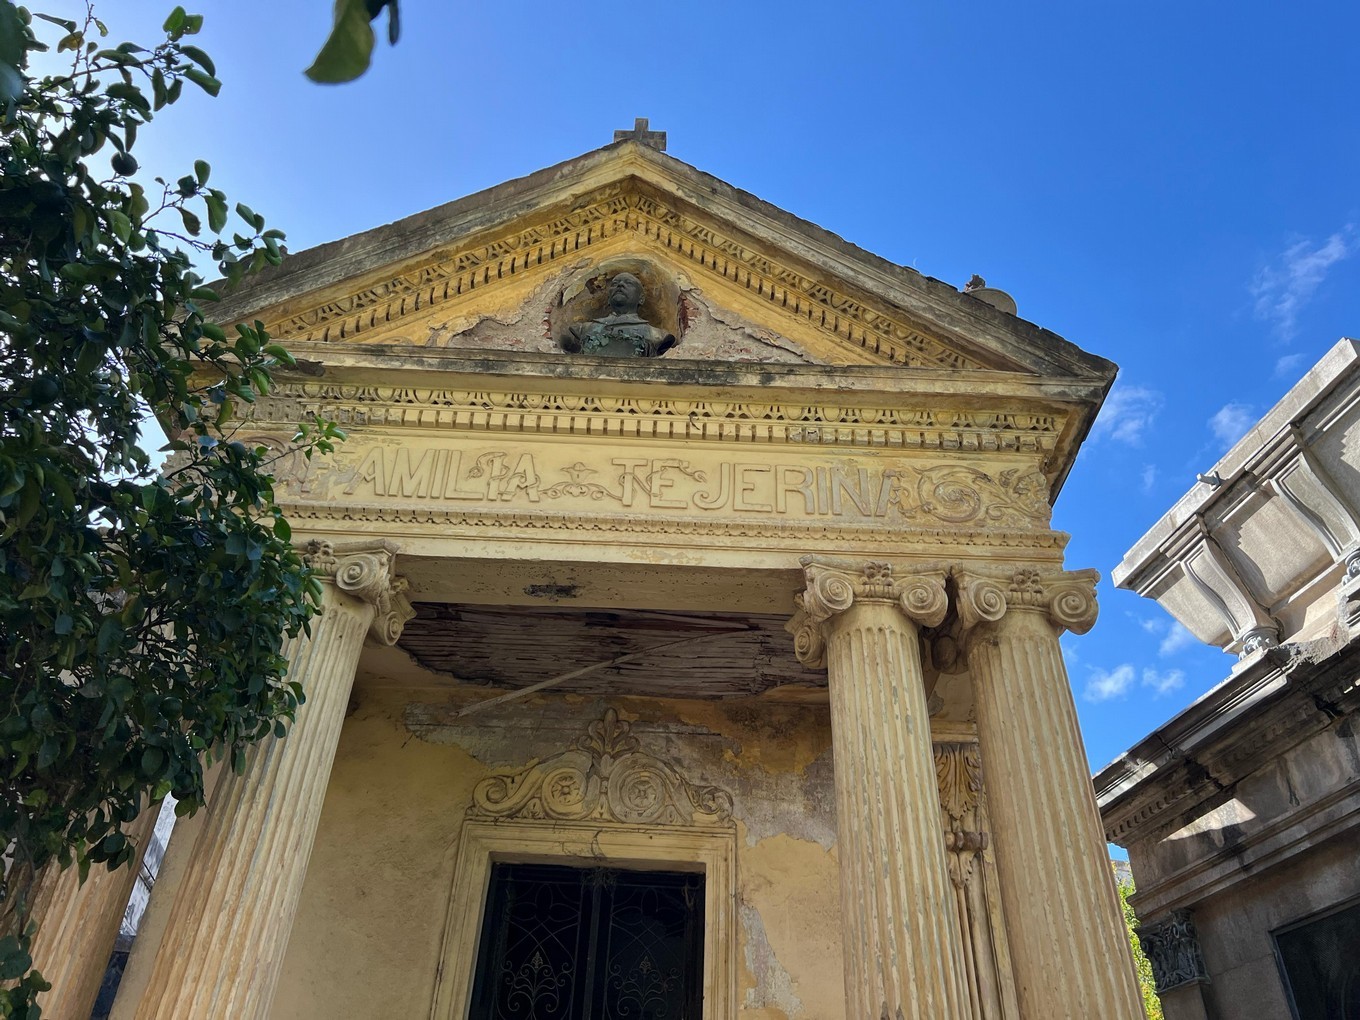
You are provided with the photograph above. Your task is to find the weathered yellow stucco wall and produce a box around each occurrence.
[269,677,846,1020]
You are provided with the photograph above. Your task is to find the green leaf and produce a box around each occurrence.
[141,747,165,776]
[205,191,228,233]
[181,44,216,76]
[109,209,132,242]
[305,0,378,84]
[194,158,210,185]
[183,67,221,97]
[163,7,187,34]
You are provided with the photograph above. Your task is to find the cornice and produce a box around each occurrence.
[1096,649,1360,845]
[282,502,1070,552]
[249,376,1066,457]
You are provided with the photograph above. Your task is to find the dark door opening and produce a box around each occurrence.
[468,862,705,1020]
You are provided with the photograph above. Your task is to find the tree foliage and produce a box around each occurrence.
[0,5,338,1013]
[305,0,399,84]
[1118,874,1165,1020]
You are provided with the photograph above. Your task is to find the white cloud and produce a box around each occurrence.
[1252,230,1354,341]
[1091,384,1163,446]
[1274,353,1306,379]
[1209,402,1256,449]
[1084,664,1136,702]
[1158,622,1196,657]
[1141,668,1186,696]
[1084,661,1188,702]
[1140,464,1157,493]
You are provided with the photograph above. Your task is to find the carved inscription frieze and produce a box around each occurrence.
[274,440,1053,530]
[253,181,995,371]
[469,709,734,827]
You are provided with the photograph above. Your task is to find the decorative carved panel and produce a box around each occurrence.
[469,709,734,828]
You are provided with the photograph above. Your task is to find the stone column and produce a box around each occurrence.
[957,566,1145,1020]
[25,804,160,1019]
[789,557,969,1020]
[132,540,412,1020]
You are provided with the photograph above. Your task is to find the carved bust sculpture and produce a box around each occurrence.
[560,272,677,358]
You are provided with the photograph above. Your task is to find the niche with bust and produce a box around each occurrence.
[552,260,682,358]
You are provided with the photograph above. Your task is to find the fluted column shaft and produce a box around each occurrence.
[791,558,969,1020]
[959,568,1144,1020]
[27,805,160,1019]
[132,541,411,1020]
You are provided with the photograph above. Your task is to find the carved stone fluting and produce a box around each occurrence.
[131,541,410,1020]
[957,566,1144,1020]
[26,806,159,1019]
[469,708,734,827]
[1136,910,1209,993]
[791,557,969,1020]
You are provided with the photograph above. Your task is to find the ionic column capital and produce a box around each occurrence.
[789,557,948,667]
[955,564,1100,635]
[303,539,414,645]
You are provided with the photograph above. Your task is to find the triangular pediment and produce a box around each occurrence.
[216,142,1113,384]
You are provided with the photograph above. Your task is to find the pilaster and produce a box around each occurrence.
[789,557,969,1020]
[957,566,1145,1020]
[131,540,411,1020]
[26,805,159,1019]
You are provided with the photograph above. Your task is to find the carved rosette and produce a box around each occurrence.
[933,742,988,889]
[470,709,734,828]
[303,539,414,644]
[955,565,1100,637]
[1137,910,1209,993]
[788,557,949,667]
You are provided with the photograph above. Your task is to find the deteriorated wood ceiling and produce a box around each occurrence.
[397,604,827,699]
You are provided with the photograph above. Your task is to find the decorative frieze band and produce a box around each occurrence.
[254,383,1063,455]
[302,539,414,644]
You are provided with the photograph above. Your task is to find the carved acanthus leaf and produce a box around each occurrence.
[469,709,734,827]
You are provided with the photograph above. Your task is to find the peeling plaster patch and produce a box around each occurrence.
[740,902,803,1017]
[738,748,837,849]
[675,289,814,364]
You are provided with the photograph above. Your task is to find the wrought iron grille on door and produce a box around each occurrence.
[468,862,705,1020]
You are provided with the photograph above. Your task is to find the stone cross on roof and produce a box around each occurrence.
[614,117,667,151]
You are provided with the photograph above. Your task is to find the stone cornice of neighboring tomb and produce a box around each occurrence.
[210,144,1115,386]
[1096,646,1360,853]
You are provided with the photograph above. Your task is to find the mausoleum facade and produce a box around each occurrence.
[36,128,1145,1020]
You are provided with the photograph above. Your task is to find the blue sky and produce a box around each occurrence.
[49,2,1360,772]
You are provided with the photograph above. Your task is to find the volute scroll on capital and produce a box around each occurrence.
[954,565,1100,636]
[302,539,415,645]
[789,557,949,668]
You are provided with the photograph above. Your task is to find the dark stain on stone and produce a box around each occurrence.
[524,583,580,600]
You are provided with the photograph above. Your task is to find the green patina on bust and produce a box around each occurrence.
[560,272,677,358]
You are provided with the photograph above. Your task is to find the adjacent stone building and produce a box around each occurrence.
[1098,338,1360,1020]
[33,128,1144,1019]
